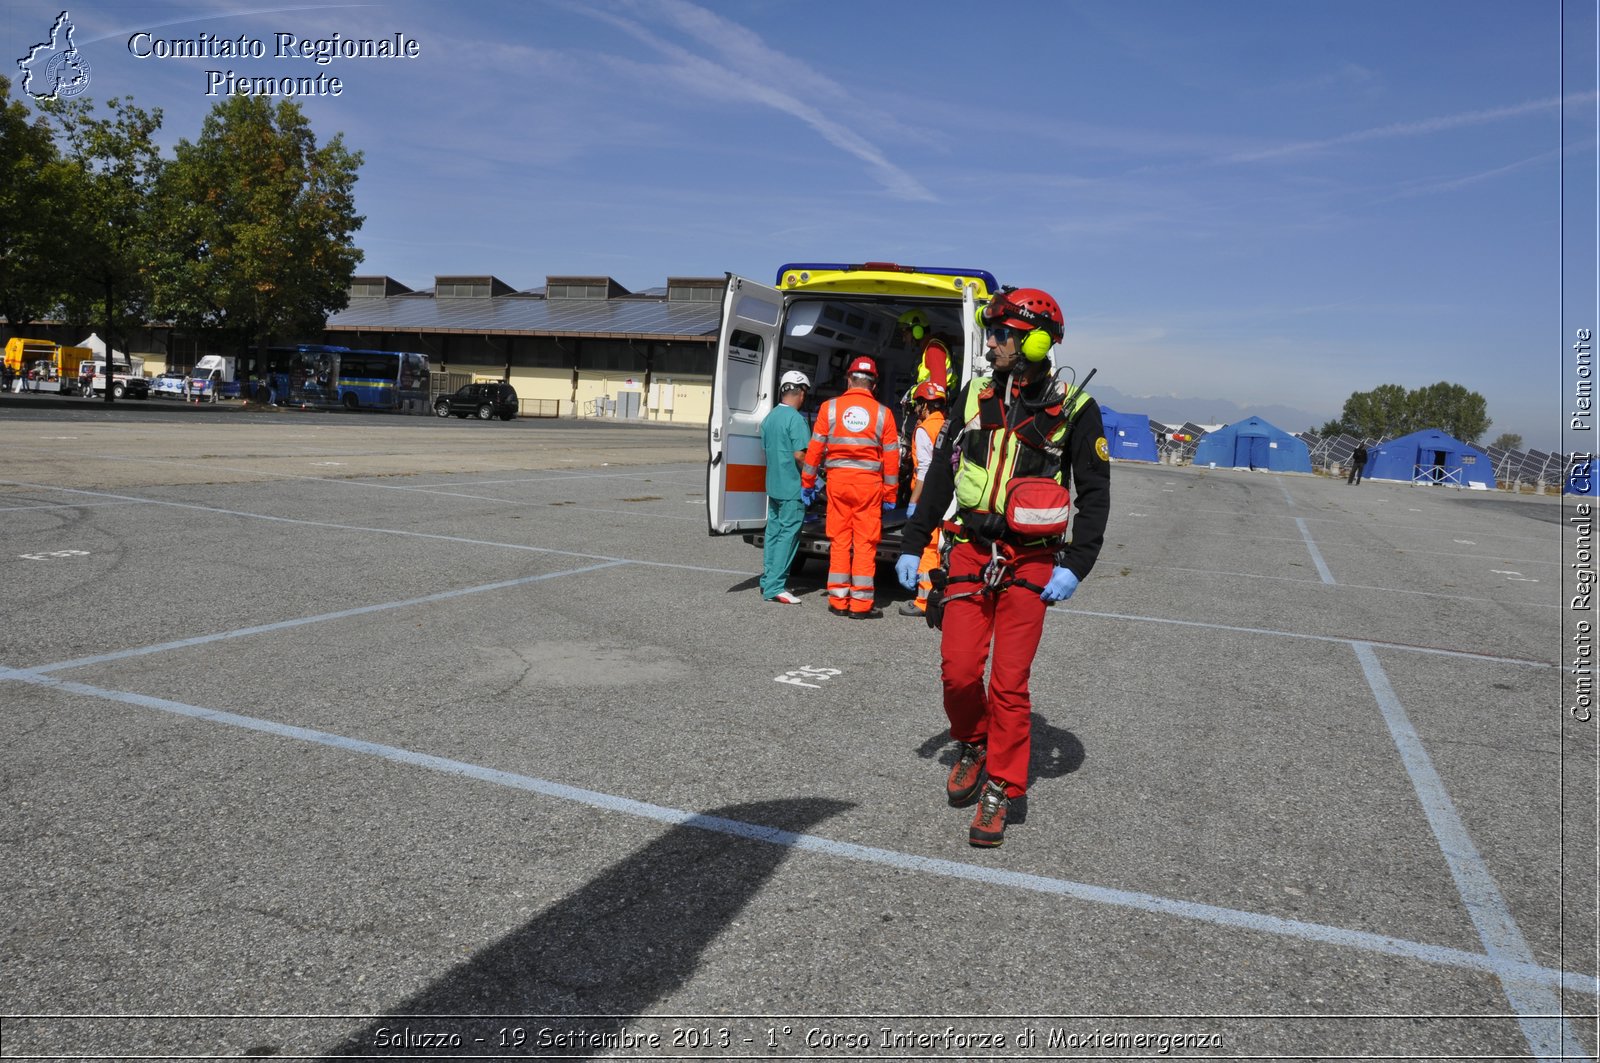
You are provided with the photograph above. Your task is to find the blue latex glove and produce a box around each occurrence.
[883,501,895,511]
[800,486,817,506]
[894,553,920,591]
[1040,566,1079,602]
[906,502,917,518]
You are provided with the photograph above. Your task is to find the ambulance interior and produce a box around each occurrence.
[773,297,969,419]
[771,296,971,540]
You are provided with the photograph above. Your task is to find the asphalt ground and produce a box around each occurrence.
[0,397,1595,1061]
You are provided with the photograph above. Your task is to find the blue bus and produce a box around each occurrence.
[258,345,431,413]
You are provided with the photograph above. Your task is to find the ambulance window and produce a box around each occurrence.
[726,329,763,413]
[734,294,780,325]
[729,330,763,357]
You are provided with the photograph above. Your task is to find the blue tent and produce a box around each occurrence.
[1365,429,1495,488]
[1099,405,1158,462]
[1566,454,1598,495]
[1191,416,1312,473]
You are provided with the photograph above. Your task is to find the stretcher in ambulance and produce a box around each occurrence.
[706,261,997,564]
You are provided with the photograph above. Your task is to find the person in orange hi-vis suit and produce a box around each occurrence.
[899,380,948,616]
[800,355,900,618]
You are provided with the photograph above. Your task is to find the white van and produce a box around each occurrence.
[706,261,1000,564]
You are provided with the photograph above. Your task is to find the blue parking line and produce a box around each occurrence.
[1352,641,1590,1061]
[3,666,1596,1010]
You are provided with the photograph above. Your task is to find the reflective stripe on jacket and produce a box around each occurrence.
[953,376,1091,515]
[801,386,900,495]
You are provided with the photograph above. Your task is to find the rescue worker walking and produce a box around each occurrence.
[801,355,900,618]
[899,380,948,616]
[895,286,1110,847]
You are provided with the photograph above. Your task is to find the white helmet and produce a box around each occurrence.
[779,370,811,392]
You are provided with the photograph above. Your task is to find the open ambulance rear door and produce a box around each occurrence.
[707,273,785,535]
[961,282,984,390]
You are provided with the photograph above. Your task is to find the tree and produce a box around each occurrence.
[1336,383,1411,439]
[152,96,364,354]
[1331,381,1492,443]
[41,91,165,378]
[0,76,77,330]
[1491,432,1524,452]
[1409,380,1491,443]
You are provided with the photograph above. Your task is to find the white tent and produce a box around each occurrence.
[77,334,142,373]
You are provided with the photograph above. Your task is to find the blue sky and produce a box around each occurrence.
[7,0,1595,452]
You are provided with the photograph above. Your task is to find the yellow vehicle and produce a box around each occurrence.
[706,261,1000,559]
[4,338,93,394]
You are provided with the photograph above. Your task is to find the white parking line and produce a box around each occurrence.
[1294,517,1335,584]
[1160,565,1559,609]
[0,479,750,575]
[2,665,1594,1011]
[1352,642,1589,1059]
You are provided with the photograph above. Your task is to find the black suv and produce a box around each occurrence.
[434,382,518,421]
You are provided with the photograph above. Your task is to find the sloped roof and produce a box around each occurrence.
[326,294,723,341]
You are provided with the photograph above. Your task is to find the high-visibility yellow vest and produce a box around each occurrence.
[954,377,1090,516]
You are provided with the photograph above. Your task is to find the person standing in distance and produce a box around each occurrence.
[1347,443,1369,485]
[895,286,1110,847]
[759,370,813,604]
[801,355,900,618]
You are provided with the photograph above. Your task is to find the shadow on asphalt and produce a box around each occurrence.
[916,712,1087,783]
[316,797,851,1058]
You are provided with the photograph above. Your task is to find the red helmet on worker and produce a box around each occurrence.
[913,381,946,403]
[846,355,878,379]
[980,287,1065,343]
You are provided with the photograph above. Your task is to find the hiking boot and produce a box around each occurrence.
[969,779,1010,848]
[898,600,924,616]
[829,604,851,617]
[852,607,884,619]
[946,741,987,806]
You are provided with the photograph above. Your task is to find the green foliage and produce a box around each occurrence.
[1332,381,1492,444]
[1490,432,1524,452]
[152,96,364,350]
[1409,381,1491,443]
[38,90,165,331]
[0,76,79,327]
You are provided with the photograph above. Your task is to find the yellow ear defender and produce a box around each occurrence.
[1021,328,1054,361]
[898,309,927,341]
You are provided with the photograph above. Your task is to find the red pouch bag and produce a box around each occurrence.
[1004,477,1071,537]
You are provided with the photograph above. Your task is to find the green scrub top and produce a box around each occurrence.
[760,403,810,501]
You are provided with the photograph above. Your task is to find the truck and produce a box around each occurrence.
[80,356,150,399]
[4,338,93,394]
[706,261,1001,567]
[185,355,238,401]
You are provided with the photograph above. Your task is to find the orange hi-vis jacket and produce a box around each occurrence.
[801,386,900,501]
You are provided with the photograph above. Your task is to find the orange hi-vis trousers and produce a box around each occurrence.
[824,473,884,614]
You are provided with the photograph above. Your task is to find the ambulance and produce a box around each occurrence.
[706,261,999,564]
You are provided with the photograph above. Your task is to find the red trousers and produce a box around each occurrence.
[939,538,1053,797]
[824,474,884,613]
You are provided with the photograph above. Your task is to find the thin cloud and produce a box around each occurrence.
[567,0,935,201]
[1217,93,1595,165]
[1379,148,1560,201]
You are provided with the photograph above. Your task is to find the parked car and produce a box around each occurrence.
[434,382,518,421]
[121,376,150,399]
[150,371,188,399]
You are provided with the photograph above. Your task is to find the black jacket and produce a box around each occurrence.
[899,370,1111,581]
